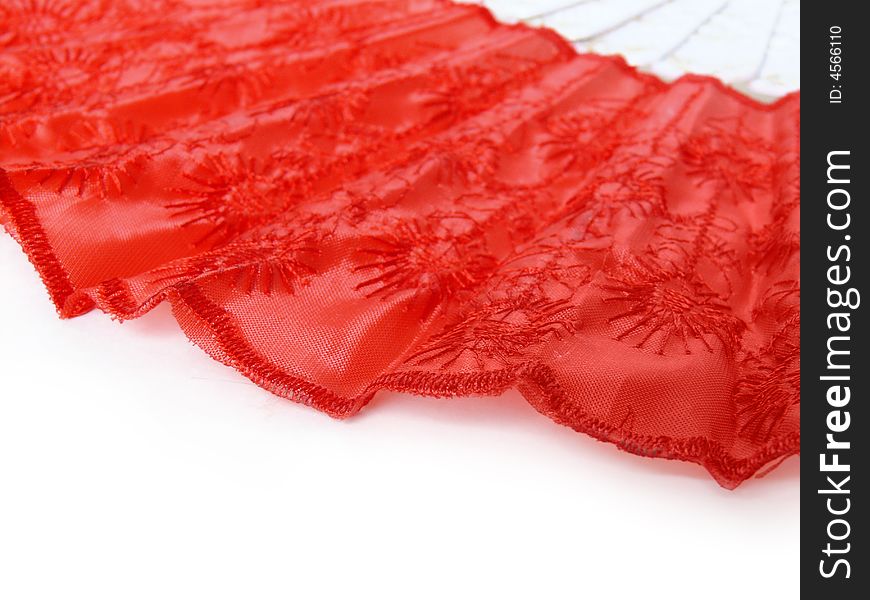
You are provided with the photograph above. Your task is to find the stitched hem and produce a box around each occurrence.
[169,283,799,490]
[0,169,94,317]
[83,274,800,488]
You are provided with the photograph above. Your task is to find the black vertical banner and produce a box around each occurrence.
[802,2,866,597]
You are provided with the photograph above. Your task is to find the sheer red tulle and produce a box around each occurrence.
[1,0,799,488]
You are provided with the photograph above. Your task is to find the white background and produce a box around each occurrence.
[1,1,798,598]
[474,0,800,100]
[0,236,798,599]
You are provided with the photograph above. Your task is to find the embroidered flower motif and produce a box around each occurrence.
[416,56,544,127]
[0,116,35,147]
[563,155,670,240]
[0,57,25,105]
[681,121,777,202]
[752,190,800,273]
[166,153,306,246]
[258,85,371,129]
[735,291,800,442]
[494,232,596,299]
[9,43,129,117]
[152,228,320,295]
[600,255,744,355]
[31,155,145,199]
[353,215,497,302]
[416,64,505,125]
[262,1,372,49]
[650,210,741,293]
[185,61,276,107]
[429,135,504,187]
[407,297,579,369]
[346,44,407,74]
[0,0,94,48]
[539,100,633,172]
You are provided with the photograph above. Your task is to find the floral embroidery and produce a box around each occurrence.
[353,215,497,302]
[185,61,277,107]
[600,255,744,355]
[407,297,579,369]
[166,153,306,246]
[539,98,646,174]
[681,120,778,202]
[0,0,95,48]
[735,287,800,442]
[563,155,670,241]
[152,228,321,295]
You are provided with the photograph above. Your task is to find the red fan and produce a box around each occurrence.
[0,0,799,488]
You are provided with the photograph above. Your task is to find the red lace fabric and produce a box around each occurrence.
[1,0,799,488]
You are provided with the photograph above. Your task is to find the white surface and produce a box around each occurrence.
[529,0,670,42]
[650,0,783,85]
[476,0,800,100]
[0,227,799,596]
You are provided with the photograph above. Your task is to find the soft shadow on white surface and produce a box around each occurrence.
[0,234,798,600]
[365,387,800,490]
[122,301,186,336]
